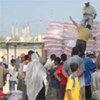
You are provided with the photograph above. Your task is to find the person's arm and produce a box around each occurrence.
[77,68,84,77]
[69,16,77,26]
[77,60,84,77]
[67,90,73,100]
[62,68,69,78]
[3,68,8,75]
[54,72,61,81]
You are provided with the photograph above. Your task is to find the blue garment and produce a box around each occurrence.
[84,58,96,86]
[9,81,16,91]
[50,68,60,88]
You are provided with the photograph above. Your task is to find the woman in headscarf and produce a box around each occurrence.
[25,53,47,100]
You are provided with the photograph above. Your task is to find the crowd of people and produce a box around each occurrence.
[0,50,46,100]
[45,48,100,100]
[0,48,100,100]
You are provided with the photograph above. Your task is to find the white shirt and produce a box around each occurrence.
[23,65,28,73]
[83,5,96,17]
[22,64,28,80]
[44,59,55,71]
[8,66,17,81]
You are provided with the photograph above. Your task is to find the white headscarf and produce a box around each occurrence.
[25,53,47,100]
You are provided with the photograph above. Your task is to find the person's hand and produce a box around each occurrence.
[69,16,72,20]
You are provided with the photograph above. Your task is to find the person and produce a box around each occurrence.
[28,50,34,61]
[23,55,30,79]
[25,53,47,100]
[44,54,56,71]
[54,54,67,100]
[0,61,8,91]
[84,50,96,100]
[22,55,30,100]
[8,59,17,92]
[70,16,94,56]
[44,54,56,99]
[1,56,8,69]
[17,53,28,100]
[64,62,80,100]
[64,46,85,100]
[91,52,100,100]
[1,56,6,64]
[81,0,97,26]
[17,53,25,91]
[50,57,61,100]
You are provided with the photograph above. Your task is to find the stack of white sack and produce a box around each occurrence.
[92,21,100,34]
[94,32,100,51]
[86,39,96,51]
[92,21,100,51]
[44,21,100,58]
[44,21,64,57]
[63,23,78,57]
[63,22,100,56]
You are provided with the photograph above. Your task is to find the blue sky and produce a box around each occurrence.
[0,0,100,36]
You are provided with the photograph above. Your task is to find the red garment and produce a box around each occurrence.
[55,65,67,85]
[0,91,5,100]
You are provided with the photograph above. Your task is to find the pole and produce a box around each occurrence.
[14,45,17,59]
[6,43,9,65]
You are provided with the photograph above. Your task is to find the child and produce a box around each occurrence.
[54,54,67,100]
[50,57,61,100]
[64,62,80,100]
[8,59,17,92]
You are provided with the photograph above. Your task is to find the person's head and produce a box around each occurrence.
[79,52,85,58]
[24,55,29,64]
[11,59,16,66]
[1,56,4,59]
[84,0,90,7]
[28,50,34,61]
[20,53,25,62]
[91,51,96,58]
[86,50,91,57]
[71,47,79,56]
[54,57,61,65]
[28,50,34,56]
[86,24,91,30]
[61,53,67,62]
[70,62,78,72]
[86,50,95,58]
[31,53,40,62]
[50,54,56,61]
